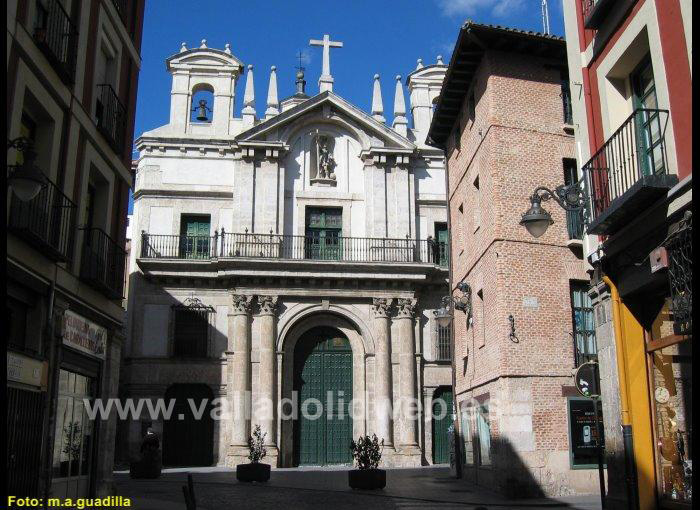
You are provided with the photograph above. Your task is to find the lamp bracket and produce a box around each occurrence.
[532,179,586,212]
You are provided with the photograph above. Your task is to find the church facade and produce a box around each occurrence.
[120,37,453,468]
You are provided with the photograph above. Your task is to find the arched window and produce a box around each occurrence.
[190,84,214,123]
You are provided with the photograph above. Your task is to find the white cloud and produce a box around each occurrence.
[437,0,525,17]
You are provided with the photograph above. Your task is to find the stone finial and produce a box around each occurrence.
[436,55,445,65]
[257,296,279,316]
[392,75,407,137]
[200,39,207,49]
[242,64,256,124]
[265,66,279,119]
[371,298,393,318]
[371,74,385,123]
[224,43,232,54]
[180,42,187,53]
[416,58,424,70]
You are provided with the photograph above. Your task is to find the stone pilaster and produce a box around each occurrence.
[371,298,394,449]
[394,298,421,464]
[227,293,253,465]
[254,295,279,465]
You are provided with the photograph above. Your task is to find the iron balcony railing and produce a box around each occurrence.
[33,0,78,82]
[8,169,77,262]
[583,108,669,225]
[80,228,127,299]
[140,230,449,267]
[95,84,127,153]
[566,209,585,240]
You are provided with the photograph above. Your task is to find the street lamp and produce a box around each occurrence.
[435,282,472,327]
[520,180,586,238]
[7,137,46,201]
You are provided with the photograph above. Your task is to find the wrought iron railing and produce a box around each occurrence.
[8,169,77,262]
[566,209,584,240]
[583,108,669,224]
[80,228,127,299]
[664,212,692,335]
[434,325,452,361]
[95,84,127,153]
[33,0,78,82]
[140,230,447,266]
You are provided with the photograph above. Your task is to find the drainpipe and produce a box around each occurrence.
[601,275,639,510]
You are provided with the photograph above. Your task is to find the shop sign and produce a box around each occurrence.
[568,398,605,468]
[7,352,48,390]
[62,310,107,359]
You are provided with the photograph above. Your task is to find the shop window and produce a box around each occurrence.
[172,309,209,358]
[476,399,491,466]
[566,397,605,469]
[460,406,475,466]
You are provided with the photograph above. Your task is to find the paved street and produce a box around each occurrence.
[114,466,602,510]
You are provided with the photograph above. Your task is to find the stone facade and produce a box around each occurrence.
[430,26,600,498]
[121,41,454,468]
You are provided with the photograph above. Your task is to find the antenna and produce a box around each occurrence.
[541,0,550,35]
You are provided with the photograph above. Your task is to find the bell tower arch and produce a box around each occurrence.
[165,41,244,135]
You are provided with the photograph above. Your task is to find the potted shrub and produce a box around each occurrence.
[236,425,271,482]
[348,434,386,489]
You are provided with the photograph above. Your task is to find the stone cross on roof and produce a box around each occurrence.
[309,34,343,93]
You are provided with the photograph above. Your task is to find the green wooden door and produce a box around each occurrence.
[295,328,353,466]
[433,387,454,464]
[305,208,342,260]
[435,223,449,267]
[631,58,664,176]
[181,216,210,259]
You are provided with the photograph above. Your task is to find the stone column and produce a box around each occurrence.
[372,298,394,448]
[227,294,253,464]
[395,298,421,462]
[255,296,279,462]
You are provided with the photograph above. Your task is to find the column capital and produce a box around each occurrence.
[371,298,393,318]
[230,293,253,315]
[257,295,279,316]
[395,298,417,319]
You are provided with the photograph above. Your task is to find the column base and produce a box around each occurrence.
[387,445,422,467]
[261,445,279,468]
[225,445,252,468]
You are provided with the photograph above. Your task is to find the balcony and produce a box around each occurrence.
[33,0,78,83]
[8,170,77,262]
[80,228,127,299]
[141,231,448,266]
[583,109,677,236]
[581,0,616,30]
[95,84,127,154]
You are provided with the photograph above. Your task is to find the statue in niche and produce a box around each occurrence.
[310,130,336,185]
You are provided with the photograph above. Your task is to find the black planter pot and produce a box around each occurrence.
[236,463,271,482]
[348,468,386,489]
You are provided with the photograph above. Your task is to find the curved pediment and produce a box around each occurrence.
[236,91,415,152]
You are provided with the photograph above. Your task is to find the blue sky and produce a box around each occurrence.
[129,0,564,212]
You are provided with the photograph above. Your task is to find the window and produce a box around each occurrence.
[467,91,476,122]
[173,309,209,358]
[563,159,583,240]
[570,282,597,367]
[305,207,342,260]
[434,222,448,267]
[8,298,28,351]
[561,70,573,125]
[476,400,491,466]
[452,126,460,152]
[180,215,211,259]
[472,175,481,232]
[16,114,37,166]
[631,57,665,177]
[434,321,451,361]
[477,289,485,348]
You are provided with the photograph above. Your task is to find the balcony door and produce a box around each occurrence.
[435,222,449,267]
[631,58,665,177]
[305,208,342,260]
[180,215,210,259]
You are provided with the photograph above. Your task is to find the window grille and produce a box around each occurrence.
[664,211,692,335]
[172,297,214,358]
[434,323,452,361]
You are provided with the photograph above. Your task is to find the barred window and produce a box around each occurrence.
[435,323,451,361]
[173,309,208,358]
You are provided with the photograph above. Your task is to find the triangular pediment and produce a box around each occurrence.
[235,91,416,151]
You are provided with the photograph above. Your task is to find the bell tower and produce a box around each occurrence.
[406,56,447,145]
[165,40,244,135]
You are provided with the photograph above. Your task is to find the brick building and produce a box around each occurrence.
[563,0,692,507]
[7,0,144,500]
[428,23,600,497]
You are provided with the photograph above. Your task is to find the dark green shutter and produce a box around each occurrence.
[181,216,210,259]
[305,208,342,260]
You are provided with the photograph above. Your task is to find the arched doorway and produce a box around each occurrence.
[163,384,214,466]
[432,386,454,465]
[293,327,353,466]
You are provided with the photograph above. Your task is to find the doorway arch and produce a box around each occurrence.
[293,326,353,466]
[162,384,214,466]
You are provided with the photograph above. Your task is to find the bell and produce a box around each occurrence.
[195,99,209,121]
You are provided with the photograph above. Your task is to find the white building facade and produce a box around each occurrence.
[121,38,452,468]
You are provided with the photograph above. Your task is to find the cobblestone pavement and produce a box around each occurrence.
[114,466,602,510]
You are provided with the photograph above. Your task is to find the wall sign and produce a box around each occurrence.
[62,310,107,359]
[7,352,48,390]
[522,296,539,309]
[568,397,605,468]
